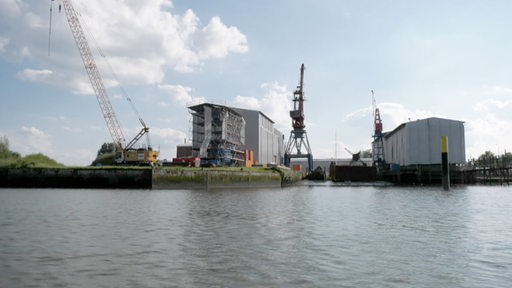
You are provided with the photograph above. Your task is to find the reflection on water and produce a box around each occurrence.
[1,185,511,287]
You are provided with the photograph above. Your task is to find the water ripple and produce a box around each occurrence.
[1,186,511,287]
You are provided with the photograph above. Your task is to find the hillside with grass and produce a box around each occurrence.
[0,136,64,168]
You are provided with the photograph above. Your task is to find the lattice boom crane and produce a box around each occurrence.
[60,0,158,164]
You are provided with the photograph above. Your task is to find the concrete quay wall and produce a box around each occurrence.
[0,168,152,189]
[0,167,300,189]
[152,168,283,189]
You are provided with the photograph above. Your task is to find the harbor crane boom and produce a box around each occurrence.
[60,0,158,164]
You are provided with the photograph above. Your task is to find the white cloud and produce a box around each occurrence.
[14,126,53,156]
[71,78,95,95]
[20,46,30,57]
[17,68,100,95]
[147,126,189,161]
[466,114,512,158]
[158,84,206,106]
[233,95,261,110]
[151,127,187,140]
[233,82,291,133]
[0,37,8,53]
[23,11,44,28]
[58,148,96,166]
[197,16,249,59]
[45,115,67,122]
[17,68,53,83]
[102,56,165,85]
[344,102,437,131]
[0,0,24,18]
[69,0,248,79]
[379,103,437,128]
[1,0,249,95]
[474,98,511,112]
[487,85,512,96]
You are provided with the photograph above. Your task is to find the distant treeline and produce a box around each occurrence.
[467,151,512,168]
[0,136,64,168]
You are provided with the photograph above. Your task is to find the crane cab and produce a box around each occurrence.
[115,149,159,165]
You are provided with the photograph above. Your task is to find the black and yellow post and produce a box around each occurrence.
[441,136,450,190]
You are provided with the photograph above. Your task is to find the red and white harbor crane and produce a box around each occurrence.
[284,64,313,172]
[371,90,385,168]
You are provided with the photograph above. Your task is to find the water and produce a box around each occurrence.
[1,184,511,288]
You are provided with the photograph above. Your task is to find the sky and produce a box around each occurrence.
[1,0,512,166]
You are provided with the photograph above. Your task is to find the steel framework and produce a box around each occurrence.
[371,90,385,167]
[284,64,313,172]
[189,103,245,166]
[61,0,126,148]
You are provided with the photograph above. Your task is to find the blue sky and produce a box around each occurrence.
[1,0,512,166]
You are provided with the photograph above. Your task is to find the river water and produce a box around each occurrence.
[0,184,511,288]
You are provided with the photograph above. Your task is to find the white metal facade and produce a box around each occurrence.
[383,117,465,165]
[233,108,284,165]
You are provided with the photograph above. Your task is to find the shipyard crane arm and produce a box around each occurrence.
[125,126,150,150]
[344,147,355,155]
[291,64,306,129]
[345,148,361,162]
[61,0,126,148]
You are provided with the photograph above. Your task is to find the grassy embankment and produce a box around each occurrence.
[0,153,65,169]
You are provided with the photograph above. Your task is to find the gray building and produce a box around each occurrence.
[383,117,466,166]
[232,107,284,165]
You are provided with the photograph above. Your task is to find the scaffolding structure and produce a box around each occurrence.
[189,103,245,166]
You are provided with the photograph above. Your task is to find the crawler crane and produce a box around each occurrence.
[59,0,158,165]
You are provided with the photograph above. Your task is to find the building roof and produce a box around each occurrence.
[188,102,243,117]
[384,117,464,139]
[231,107,275,124]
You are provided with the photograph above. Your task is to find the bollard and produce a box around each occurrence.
[441,136,450,190]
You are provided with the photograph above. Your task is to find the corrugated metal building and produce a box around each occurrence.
[383,117,465,166]
[232,107,284,165]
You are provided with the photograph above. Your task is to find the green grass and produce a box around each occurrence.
[0,153,65,168]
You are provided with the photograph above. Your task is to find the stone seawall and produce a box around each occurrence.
[152,168,283,189]
[0,167,302,189]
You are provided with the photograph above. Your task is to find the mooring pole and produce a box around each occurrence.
[441,136,450,190]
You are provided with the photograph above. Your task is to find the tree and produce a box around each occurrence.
[92,142,119,166]
[1,136,63,168]
[97,142,116,156]
[501,152,512,167]
[476,151,496,167]
[0,136,20,160]
[0,136,10,158]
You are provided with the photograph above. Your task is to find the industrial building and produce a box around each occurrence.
[232,107,284,165]
[382,117,466,166]
[187,103,284,167]
[188,103,246,166]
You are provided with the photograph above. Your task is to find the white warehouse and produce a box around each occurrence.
[232,107,284,165]
[383,117,466,166]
